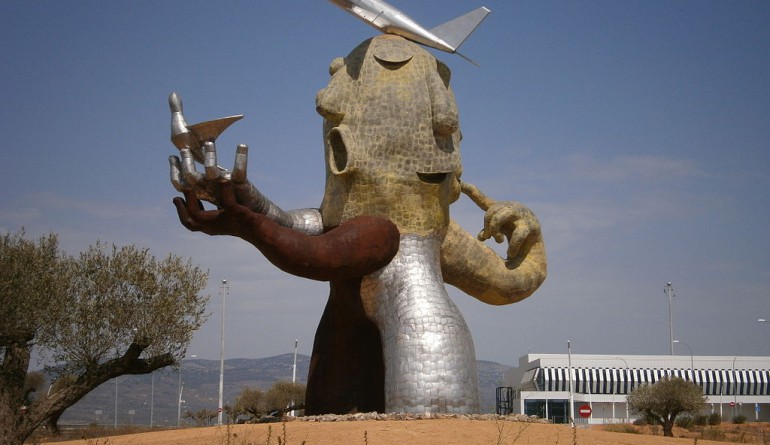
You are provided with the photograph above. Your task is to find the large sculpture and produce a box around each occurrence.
[168,34,546,414]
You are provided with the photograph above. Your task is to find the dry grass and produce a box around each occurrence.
[38,419,770,445]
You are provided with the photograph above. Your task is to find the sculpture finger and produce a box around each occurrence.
[180,148,203,186]
[232,144,248,183]
[506,221,532,260]
[483,206,518,244]
[172,194,201,231]
[169,155,190,192]
[203,141,219,180]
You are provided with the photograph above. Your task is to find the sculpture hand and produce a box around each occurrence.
[170,142,299,228]
[172,180,258,239]
[478,201,543,264]
[169,141,241,207]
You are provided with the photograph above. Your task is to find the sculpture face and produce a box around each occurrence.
[317,35,463,236]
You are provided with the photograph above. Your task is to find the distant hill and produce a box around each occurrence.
[57,355,511,426]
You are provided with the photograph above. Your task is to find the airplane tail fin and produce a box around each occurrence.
[429,6,491,52]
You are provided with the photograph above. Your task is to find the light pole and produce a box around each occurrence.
[114,377,118,428]
[218,279,229,425]
[177,354,196,426]
[150,371,155,428]
[664,282,675,355]
[567,340,575,428]
[614,356,630,423]
[673,340,694,377]
[732,357,738,419]
[290,339,298,417]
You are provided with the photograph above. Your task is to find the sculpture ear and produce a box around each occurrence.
[436,59,452,87]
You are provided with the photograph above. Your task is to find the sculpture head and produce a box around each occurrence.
[316,35,463,236]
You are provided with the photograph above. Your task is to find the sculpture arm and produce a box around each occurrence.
[440,183,547,305]
[173,181,399,281]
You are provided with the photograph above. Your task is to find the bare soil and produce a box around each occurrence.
[42,420,770,445]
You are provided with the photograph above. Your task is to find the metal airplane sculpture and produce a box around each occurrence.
[328,0,490,65]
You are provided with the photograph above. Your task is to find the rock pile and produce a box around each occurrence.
[288,412,548,423]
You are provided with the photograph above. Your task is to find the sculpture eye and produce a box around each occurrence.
[329,57,345,76]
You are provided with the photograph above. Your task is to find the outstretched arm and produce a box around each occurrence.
[173,181,400,281]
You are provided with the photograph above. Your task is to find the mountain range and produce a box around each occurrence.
[57,355,511,426]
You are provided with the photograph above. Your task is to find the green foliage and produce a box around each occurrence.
[732,414,747,424]
[0,229,209,445]
[234,387,265,419]
[701,427,726,441]
[675,415,693,428]
[627,377,707,437]
[185,408,218,426]
[707,412,721,425]
[264,381,306,415]
[603,424,639,434]
[233,382,307,421]
[693,414,708,426]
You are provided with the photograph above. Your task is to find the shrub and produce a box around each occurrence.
[732,414,747,424]
[675,415,693,428]
[707,412,722,425]
[701,427,726,440]
[693,414,708,426]
[604,424,639,434]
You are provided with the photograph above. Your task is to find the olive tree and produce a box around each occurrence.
[0,230,208,445]
[627,376,707,437]
[264,381,306,415]
[233,387,265,420]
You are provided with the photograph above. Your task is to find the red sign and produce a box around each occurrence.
[578,404,592,418]
[729,401,736,407]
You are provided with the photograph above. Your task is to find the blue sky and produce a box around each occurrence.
[2,1,769,366]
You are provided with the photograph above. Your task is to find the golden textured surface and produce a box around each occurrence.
[316,34,546,305]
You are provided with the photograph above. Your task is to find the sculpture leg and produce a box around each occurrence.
[361,235,481,413]
[305,278,385,415]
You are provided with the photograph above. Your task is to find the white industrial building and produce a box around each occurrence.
[502,353,770,424]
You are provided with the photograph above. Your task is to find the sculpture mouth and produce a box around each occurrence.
[327,126,351,175]
[417,172,448,184]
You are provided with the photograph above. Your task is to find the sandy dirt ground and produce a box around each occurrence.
[46,420,746,445]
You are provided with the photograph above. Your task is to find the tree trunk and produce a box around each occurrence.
[0,430,26,445]
[0,342,35,445]
[662,418,674,437]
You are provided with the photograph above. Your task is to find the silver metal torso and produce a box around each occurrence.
[361,234,480,413]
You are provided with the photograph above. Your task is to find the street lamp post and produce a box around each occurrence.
[673,340,694,377]
[664,282,676,355]
[177,354,196,426]
[218,279,229,425]
[567,340,575,427]
[114,377,118,428]
[614,356,630,423]
[732,357,738,419]
[150,372,154,428]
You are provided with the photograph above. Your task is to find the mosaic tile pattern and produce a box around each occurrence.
[316,35,481,412]
[361,234,480,413]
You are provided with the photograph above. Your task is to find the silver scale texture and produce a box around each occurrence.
[361,234,480,413]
